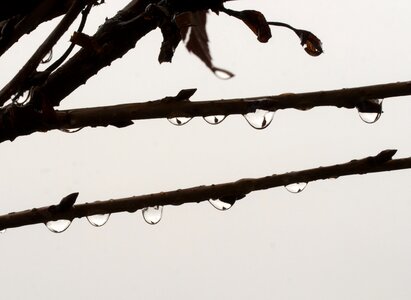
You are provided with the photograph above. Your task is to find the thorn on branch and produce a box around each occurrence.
[48,192,79,213]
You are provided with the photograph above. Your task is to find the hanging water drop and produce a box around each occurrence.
[203,115,226,125]
[357,99,383,124]
[209,199,233,211]
[87,214,110,227]
[213,68,234,80]
[142,206,163,225]
[41,49,53,64]
[167,117,192,126]
[244,109,275,129]
[46,219,71,233]
[285,182,308,193]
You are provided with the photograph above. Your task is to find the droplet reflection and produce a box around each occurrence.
[46,219,71,233]
[358,99,383,124]
[142,206,163,225]
[87,214,110,227]
[209,199,233,211]
[203,115,226,125]
[244,109,275,129]
[167,117,192,126]
[41,49,53,64]
[285,182,307,193]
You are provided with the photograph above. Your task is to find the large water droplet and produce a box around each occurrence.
[244,109,275,129]
[87,214,110,227]
[209,199,233,211]
[285,182,308,193]
[167,117,192,126]
[0,229,6,234]
[358,99,383,124]
[46,219,71,233]
[142,206,163,225]
[203,115,226,125]
[41,49,53,64]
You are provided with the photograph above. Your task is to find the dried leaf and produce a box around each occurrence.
[296,29,323,56]
[237,10,272,43]
[176,11,234,78]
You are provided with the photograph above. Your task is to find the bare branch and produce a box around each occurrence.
[0,0,87,105]
[0,0,74,57]
[0,80,410,142]
[0,150,410,231]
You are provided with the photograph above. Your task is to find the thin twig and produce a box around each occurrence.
[0,150,410,231]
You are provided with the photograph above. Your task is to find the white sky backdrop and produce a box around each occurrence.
[1,0,411,299]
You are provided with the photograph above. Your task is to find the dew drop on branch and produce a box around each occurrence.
[87,214,110,227]
[167,117,192,126]
[209,199,233,211]
[41,49,53,64]
[285,182,307,193]
[358,99,383,124]
[244,109,275,129]
[203,115,226,125]
[45,219,71,233]
[142,206,163,225]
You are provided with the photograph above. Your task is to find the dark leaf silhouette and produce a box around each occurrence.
[221,8,272,43]
[295,29,323,56]
[176,11,233,78]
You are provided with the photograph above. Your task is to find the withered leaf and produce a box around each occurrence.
[237,10,272,43]
[176,11,233,78]
[296,29,323,56]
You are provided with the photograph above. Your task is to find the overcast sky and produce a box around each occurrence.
[1,0,411,299]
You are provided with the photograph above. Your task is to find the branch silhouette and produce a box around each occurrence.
[0,150,410,231]
[0,80,409,142]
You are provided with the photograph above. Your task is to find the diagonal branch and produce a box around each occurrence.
[0,150,410,231]
[0,0,87,105]
[0,80,410,142]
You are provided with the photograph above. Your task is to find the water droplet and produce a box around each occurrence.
[244,109,275,129]
[285,182,308,193]
[12,90,31,106]
[0,229,6,234]
[213,68,234,80]
[167,117,192,126]
[142,206,163,225]
[59,127,84,133]
[87,214,110,227]
[46,219,71,233]
[209,199,233,211]
[358,99,383,124]
[203,115,226,125]
[41,49,53,64]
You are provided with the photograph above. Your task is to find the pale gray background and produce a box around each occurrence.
[1,0,411,299]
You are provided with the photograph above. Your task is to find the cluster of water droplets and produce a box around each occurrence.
[357,99,383,124]
[142,206,163,225]
[285,182,308,193]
